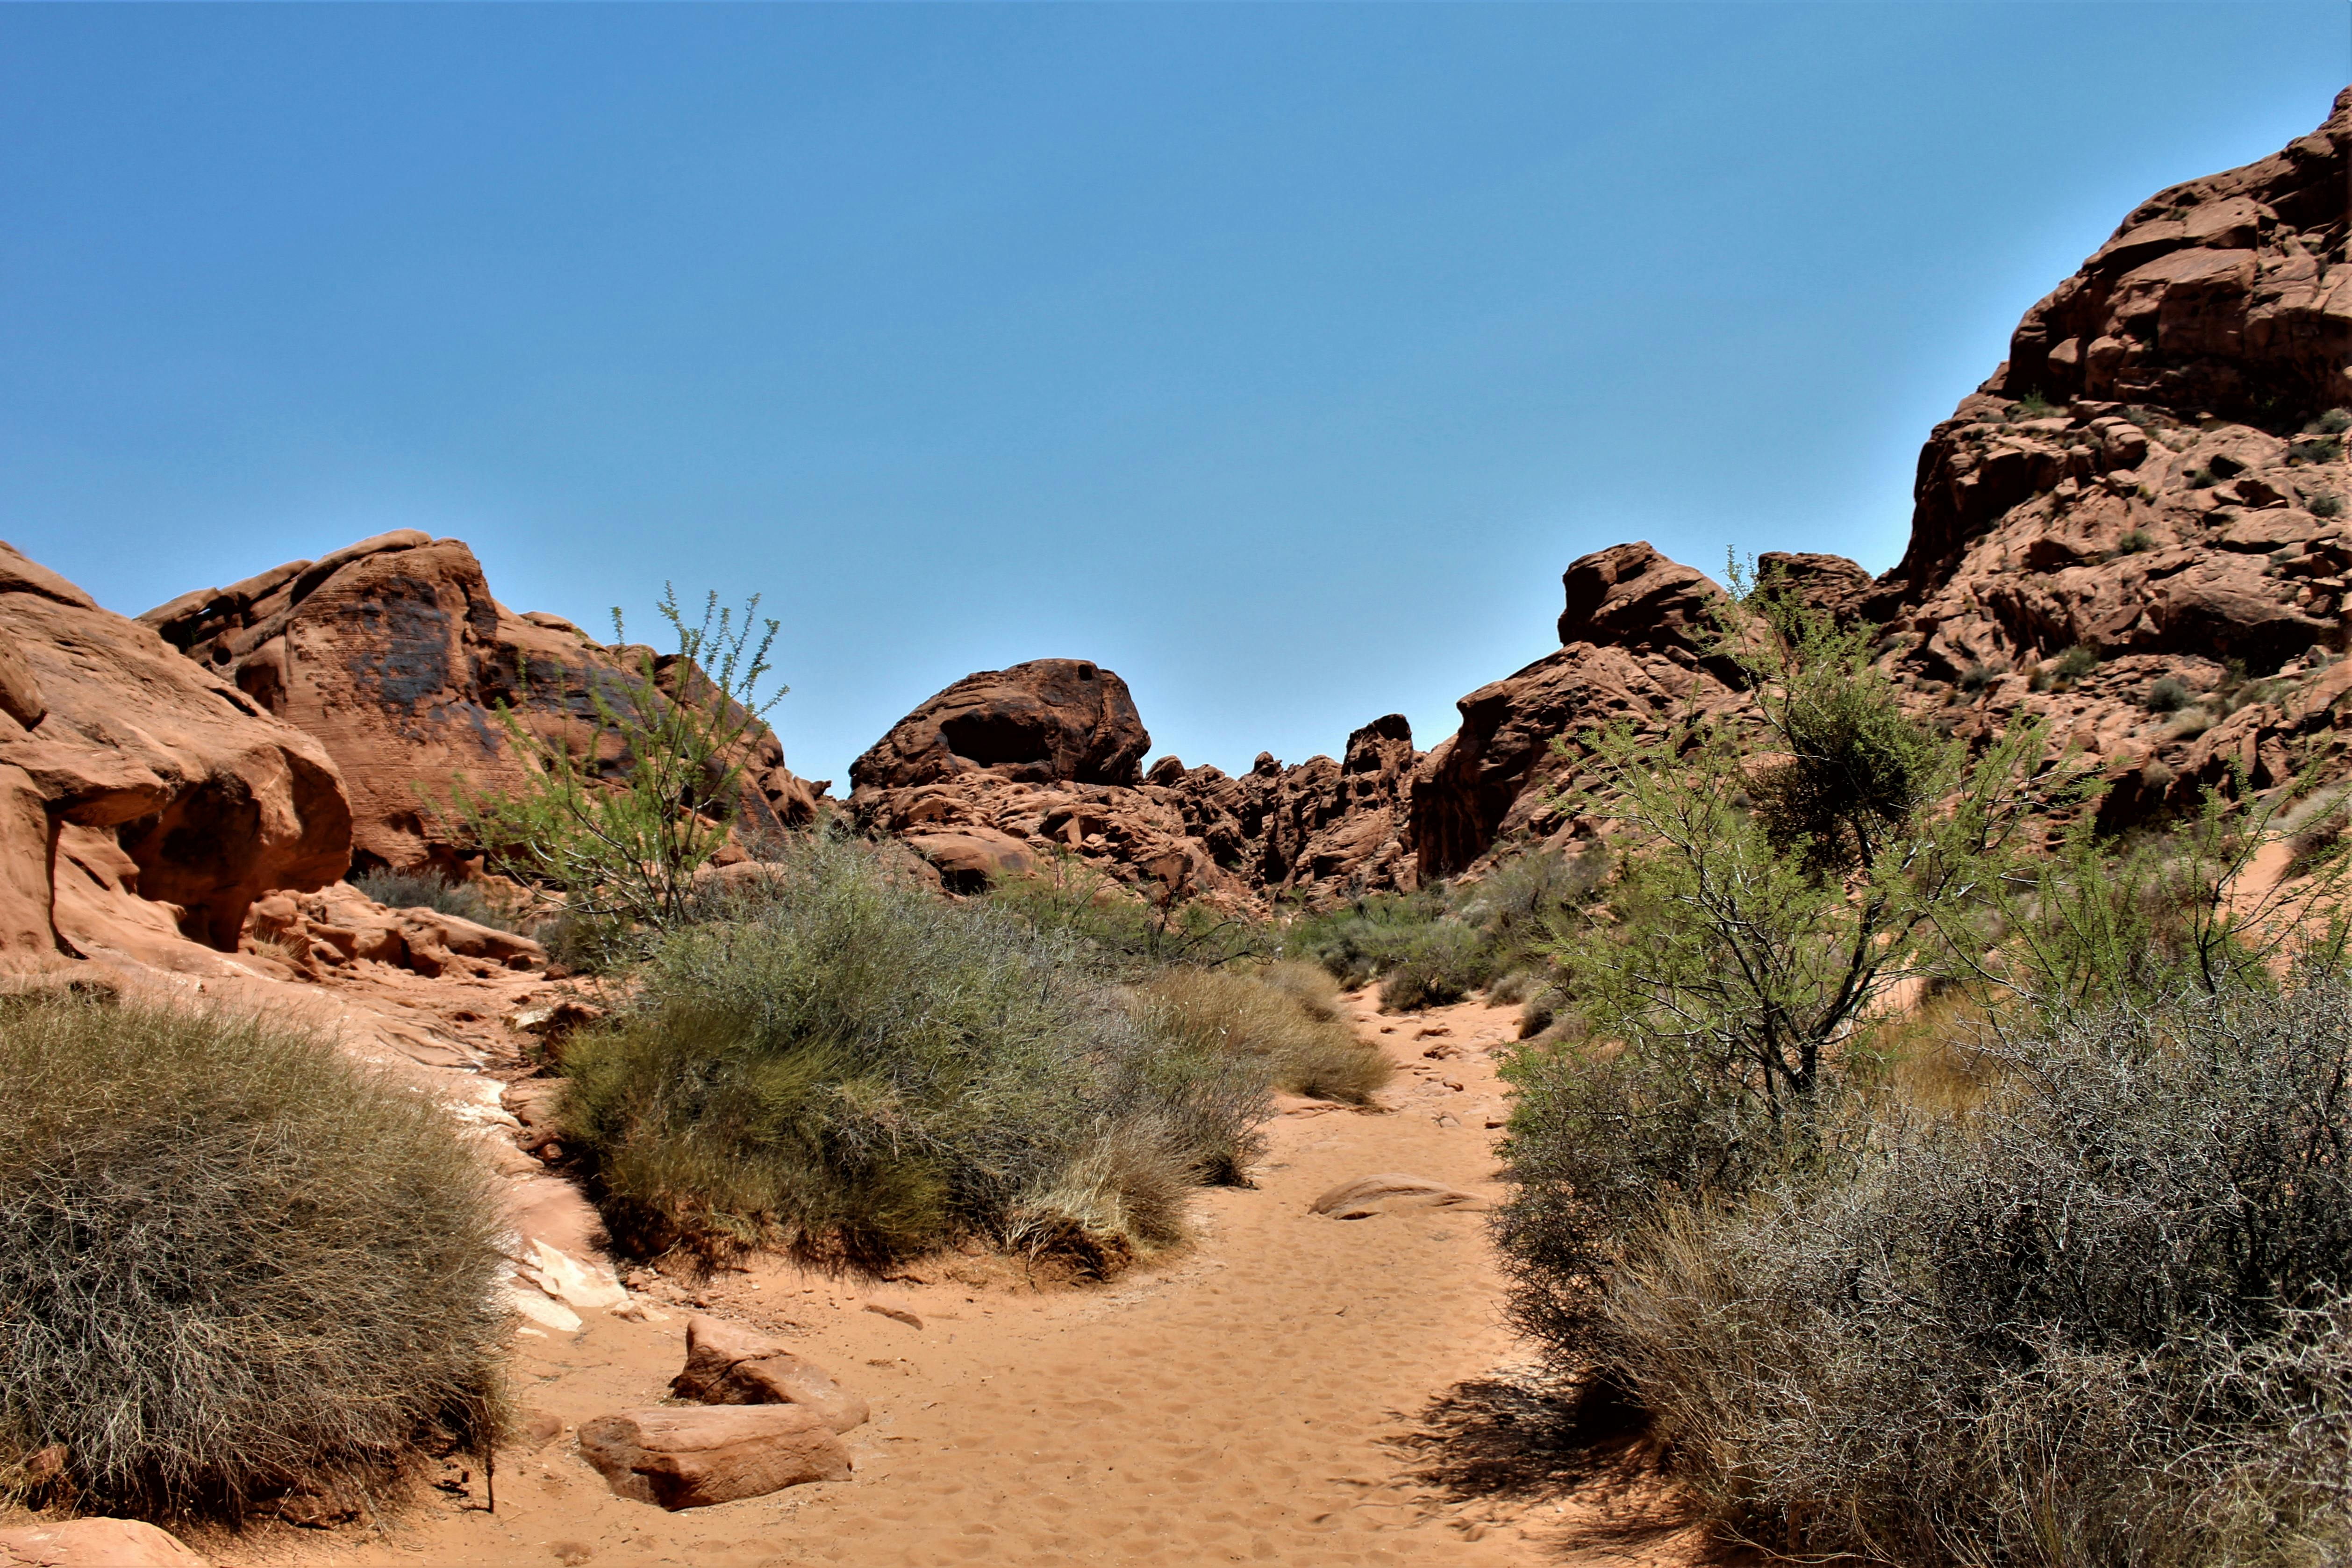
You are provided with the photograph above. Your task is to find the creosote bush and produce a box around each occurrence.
[560,836,1272,1270]
[0,992,508,1519]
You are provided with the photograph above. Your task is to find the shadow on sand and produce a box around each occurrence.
[1389,1375,1759,1563]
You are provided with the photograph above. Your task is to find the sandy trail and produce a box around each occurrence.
[260,995,1715,1568]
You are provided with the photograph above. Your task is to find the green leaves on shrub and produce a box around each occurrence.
[448,587,784,966]
[559,838,1271,1270]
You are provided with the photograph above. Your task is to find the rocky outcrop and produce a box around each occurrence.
[1156,714,1422,896]
[1896,88,2352,609]
[849,659,1149,791]
[1411,544,1744,879]
[1412,93,2352,873]
[143,533,825,873]
[853,678,1425,904]
[0,541,350,954]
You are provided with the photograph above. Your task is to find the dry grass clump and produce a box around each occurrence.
[0,991,508,1520]
[562,836,1269,1270]
[350,864,524,933]
[1606,982,2352,1565]
[1133,965,1392,1105]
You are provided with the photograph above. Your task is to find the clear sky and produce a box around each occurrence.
[2,5,2343,786]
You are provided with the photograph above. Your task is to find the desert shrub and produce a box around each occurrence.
[1500,580,2058,1364]
[351,865,521,932]
[1284,889,1451,988]
[2308,492,2344,519]
[2011,390,2058,418]
[2309,408,2352,436]
[1377,955,1469,1012]
[1255,958,1344,1021]
[1958,660,1996,693]
[450,587,784,964]
[1609,982,2352,1564]
[2145,674,2194,713]
[2119,527,2155,554]
[2289,435,2343,465]
[561,836,1265,1268]
[1134,966,1390,1105]
[0,993,508,1518]
[986,853,1270,976]
[1484,969,1540,1005]
[2052,643,2100,682]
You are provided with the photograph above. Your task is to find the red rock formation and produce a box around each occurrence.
[851,654,1426,904]
[1411,544,1746,879]
[143,533,825,873]
[849,659,1149,791]
[0,541,350,954]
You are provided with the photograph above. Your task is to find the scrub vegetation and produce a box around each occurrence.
[1488,576,2352,1563]
[0,992,509,1520]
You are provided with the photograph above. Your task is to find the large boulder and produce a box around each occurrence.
[849,659,1150,792]
[1556,542,1724,652]
[0,541,350,952]
[142,535,825,873]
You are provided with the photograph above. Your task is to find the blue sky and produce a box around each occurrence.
[2,5,2343,785]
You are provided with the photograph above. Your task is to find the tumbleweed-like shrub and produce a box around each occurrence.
[1133,964,1391,1106]
[1607,981,2352,1565]
[562,836,1268,1268]
[0,991,509,1519]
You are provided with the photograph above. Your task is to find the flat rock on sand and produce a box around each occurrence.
[1310,1173,1489,1220]
[578,1405,853,1510]
[0,1518,208,1567]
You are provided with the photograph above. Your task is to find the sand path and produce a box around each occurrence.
[266,995,1712,1568]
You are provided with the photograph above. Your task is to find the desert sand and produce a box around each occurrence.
[232,994,1724,1568]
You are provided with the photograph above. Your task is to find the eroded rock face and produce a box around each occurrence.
[0,541,350,952]
[849,659,1150,792]
[1897,88,2352,615]
[143,535,825,873]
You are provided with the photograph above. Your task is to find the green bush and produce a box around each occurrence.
[2309,492,2344,519]
[560,837,1267,1269]
[351,865,522,932]
[1609,983,2352,1564]
[1133,964,1390,1106]
[985,855,1271,976]
[450,586,784,964]
[2052,643,2100,682]
[2118,528,2154,554]
[2307,408,2352,436]
[1286,845,1600,1009]
[1284,889,1451,988]
[0,992,508,1518]
[2145,674,2194,713]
